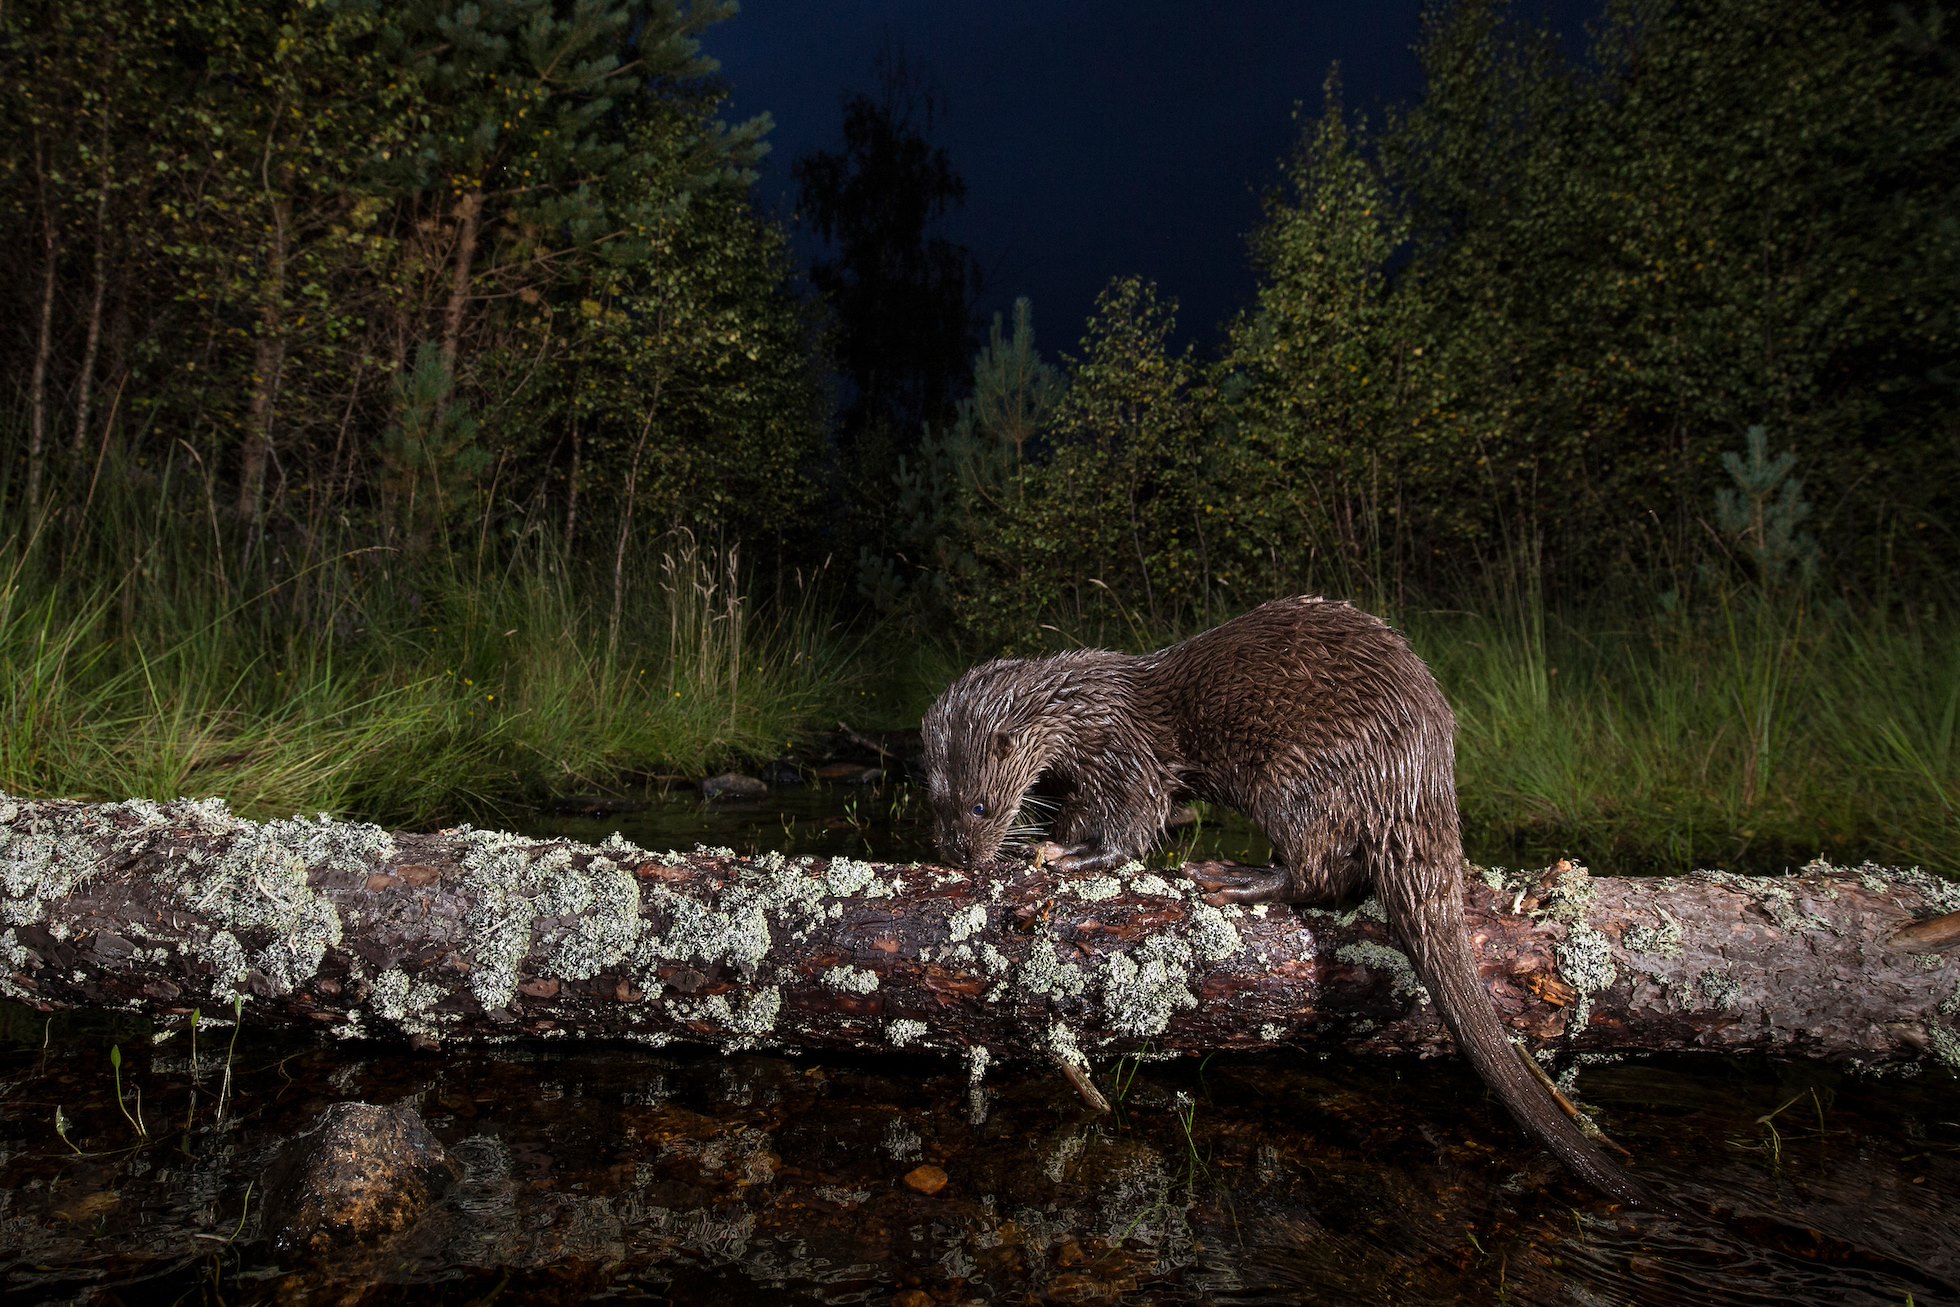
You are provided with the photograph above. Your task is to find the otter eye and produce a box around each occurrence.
[971,802,987,817]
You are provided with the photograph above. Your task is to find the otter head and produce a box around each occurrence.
[920,660,1052,867]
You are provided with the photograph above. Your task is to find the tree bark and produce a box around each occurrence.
[70,138,113,465]
[2,794,1956,1078]
[436,187,484,391]
[25,190,59,520]
[237,192,291,527]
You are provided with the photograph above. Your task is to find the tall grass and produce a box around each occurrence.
[1426,585,1959,874]
[0,463,852,825]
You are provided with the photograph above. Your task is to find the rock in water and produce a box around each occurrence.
[268,1102,456,1253]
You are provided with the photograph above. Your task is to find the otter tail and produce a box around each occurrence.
[1379,872,1656,1208]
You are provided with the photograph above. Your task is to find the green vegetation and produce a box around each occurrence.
[2,0,1954,873]
[0,482,847,825]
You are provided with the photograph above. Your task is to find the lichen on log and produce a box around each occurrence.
[2,793,1958,1079]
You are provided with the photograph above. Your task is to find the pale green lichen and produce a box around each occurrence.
[1068,876,1123,902]
[1101,946,1195,1037]
[197,929,249,995]
[947,902,989,943]
[1047,1021,1090,1071]
[1695,969,1742,1011]
[887,1017,929,1048]
[1532,863,1599,926]
[1622,911,1684,960]
[181,810,388,996]
[1335,940,1431,1006]
[822,856,879,898]
[964,1043,991,1085]
[1185,901,1241,963]
[1756,882,1833,935]
[1556,924,1617,1031]
[673,986,782,1048]
[370,967,443,1030]
[0,798,378,998]
[1017,938,1091,1000]
[1128,872,1174,897]
[1336,896,1388,928]
[452,828,652,1008]
[1926,1021,1960,1072]
[1259,1022,1285,1042]
[822,964,880,994]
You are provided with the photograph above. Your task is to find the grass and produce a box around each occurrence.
[0,468,855,826]
[1423,585,1959,875]
[4,457,1954,876]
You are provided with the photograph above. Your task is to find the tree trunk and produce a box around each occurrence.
[436,187,484,396]
[71,142,113,466]
[3,795,1956,1077]
[25,201,59,520]
[237,193,291,527]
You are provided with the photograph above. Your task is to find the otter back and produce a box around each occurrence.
[921,595,1654,1206]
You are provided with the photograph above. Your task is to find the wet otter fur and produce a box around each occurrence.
[921,595,1652,1207]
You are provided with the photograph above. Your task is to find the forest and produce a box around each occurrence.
[2,0,1956,875]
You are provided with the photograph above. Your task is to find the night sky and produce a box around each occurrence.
[702,2,1438,354]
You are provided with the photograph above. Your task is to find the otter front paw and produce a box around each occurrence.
[1183,862,1297,907]
[1037,841,1135,875]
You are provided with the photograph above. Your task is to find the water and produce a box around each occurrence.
[1,780,1954,1303]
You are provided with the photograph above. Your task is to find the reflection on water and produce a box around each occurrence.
[2,1012,1954,1305]
[1,783,1953,1303]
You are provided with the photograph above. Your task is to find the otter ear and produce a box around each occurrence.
[991,730,1015,761]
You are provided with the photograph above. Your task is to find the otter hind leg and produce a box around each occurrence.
[1187,863,1296,905]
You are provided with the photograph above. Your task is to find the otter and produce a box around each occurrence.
[921,595,1652,1207]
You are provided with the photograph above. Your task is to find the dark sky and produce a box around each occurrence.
[701,2,1434,354]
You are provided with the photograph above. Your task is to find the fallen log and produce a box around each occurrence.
[2,793,1957,1083]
